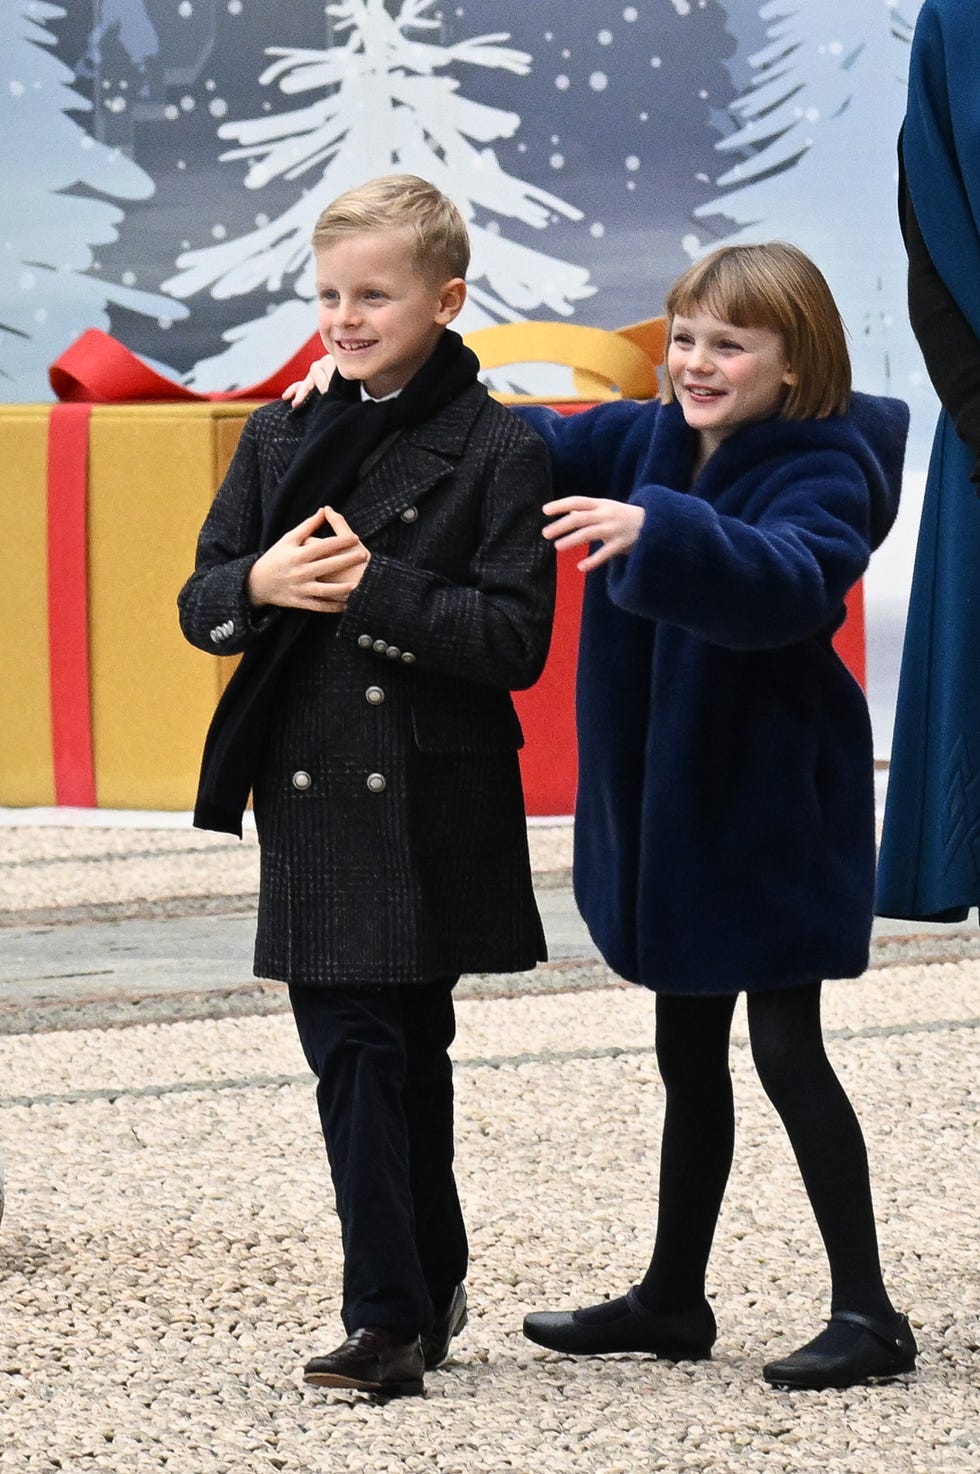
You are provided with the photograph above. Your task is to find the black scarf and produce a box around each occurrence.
[193,329,480,835]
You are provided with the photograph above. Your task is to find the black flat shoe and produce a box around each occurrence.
[763,1310,918,1390]
[523,1288,716,1360]
[303,1326,425,1397]
[422,1283,468,1369]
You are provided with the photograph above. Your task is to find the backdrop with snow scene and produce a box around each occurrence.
[5,0,933,752]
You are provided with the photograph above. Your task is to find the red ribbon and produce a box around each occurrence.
[47,403,96,806]
[49,326,325,403]
[44,329,324,805]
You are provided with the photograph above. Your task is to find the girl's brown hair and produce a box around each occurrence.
[312,174,470,283]
[662,242,851,419]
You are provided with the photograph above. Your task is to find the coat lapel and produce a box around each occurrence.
[342,383,488,538]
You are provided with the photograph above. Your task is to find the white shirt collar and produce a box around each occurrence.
[360,384,402,403]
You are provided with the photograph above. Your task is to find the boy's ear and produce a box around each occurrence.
[435,277,467,325]
[783,366,798,386]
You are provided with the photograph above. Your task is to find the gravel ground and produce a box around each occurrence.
[2,970,978,1472]
[1,814,978,1471]
[0,820,570,923]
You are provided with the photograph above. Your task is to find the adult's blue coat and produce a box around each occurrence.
[520,393,906,994]
[875,0,980,921]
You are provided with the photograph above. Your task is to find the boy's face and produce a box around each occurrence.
[667,309,796,459]
[315,229,465,398]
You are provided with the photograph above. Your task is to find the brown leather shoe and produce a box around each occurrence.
[303,1326,425,1397]
[421,1283,468,1369]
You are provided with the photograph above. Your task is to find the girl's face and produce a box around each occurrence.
[667,309,796,461]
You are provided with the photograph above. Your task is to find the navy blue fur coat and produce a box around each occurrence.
[519,393,907,994]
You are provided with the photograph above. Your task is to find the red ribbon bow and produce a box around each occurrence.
[49,326,325,403]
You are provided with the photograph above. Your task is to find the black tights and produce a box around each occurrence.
[636,982,894,1320]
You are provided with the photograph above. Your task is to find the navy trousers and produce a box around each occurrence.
[288,978,468,1337]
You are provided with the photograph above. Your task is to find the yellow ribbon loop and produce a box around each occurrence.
[464,318,666,402]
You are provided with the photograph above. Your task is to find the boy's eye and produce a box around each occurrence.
[672,333,693,346]
[719,340,743,352]
[364,290,387,302]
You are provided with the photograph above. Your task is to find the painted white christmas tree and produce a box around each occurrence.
[694,0,924,409]
[2,0,184,400]
[163,0,595,391]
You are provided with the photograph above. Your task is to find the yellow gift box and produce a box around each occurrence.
[0,319,664,811]
[0,401,261,809]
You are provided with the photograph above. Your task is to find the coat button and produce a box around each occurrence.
[386,645,401,659]
[357,634,373,649]
[400,506,419,523]
[365,686,385,705]
[401,651,416,664]
[366,772,386,793]
[291,770,312,791]
[373,639,388,654]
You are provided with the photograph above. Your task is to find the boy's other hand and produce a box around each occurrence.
[247,506,371,612]
[282,355,335,406]
[543,495,645,572]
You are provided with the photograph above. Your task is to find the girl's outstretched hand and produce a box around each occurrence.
[543,495,645,571]
[282,354,335,406]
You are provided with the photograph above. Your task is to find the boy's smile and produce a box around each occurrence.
[667,310,796,461]
[315,229,465,398]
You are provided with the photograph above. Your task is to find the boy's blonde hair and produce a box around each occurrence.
[662,242,851,420]
[312,174,470,283]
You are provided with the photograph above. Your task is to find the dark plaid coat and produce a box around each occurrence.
[178,384,555,986]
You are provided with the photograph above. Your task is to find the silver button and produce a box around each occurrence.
[373,639,388,654]
[365,686,385,705]
[357,634,373,649]
[386,646,401,659]
[401,651,415,665]
[291,770,312,791]
[400,506,418,523]
[366,772,386,793]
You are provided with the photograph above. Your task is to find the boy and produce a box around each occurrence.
[178,175,555,1396]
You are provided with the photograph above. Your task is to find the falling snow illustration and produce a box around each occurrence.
[697,0,926,411]
[1,0,184,398]
[162,0,597,392]
[0,0,933,421]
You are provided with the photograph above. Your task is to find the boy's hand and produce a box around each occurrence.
[543,495,645,572]
[247,506,370,612]
[282,355,335,406]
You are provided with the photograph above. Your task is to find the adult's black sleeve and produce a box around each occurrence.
[900,170,980,483]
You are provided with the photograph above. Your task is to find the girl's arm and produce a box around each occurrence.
[606,450,873,650]
[512,398,655,499]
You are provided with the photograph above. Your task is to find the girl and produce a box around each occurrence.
[516,242,916,1390]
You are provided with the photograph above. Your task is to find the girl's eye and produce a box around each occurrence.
[365,290,386,301]
[672,333,693,346]
[718,341,742,352]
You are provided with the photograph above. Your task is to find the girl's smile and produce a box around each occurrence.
[668,310,796,462]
